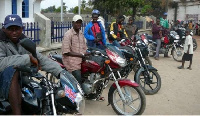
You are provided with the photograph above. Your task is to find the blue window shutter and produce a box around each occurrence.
[12,0,17,14]
[22,0,29,18]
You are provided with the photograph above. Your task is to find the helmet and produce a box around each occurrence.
[92,9,100,17]
[163,12,168,16]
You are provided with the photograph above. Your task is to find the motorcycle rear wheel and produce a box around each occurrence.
[109,86,146,115]
[193,38,197,51]
[135,70,161,95]
[172,47,184,62]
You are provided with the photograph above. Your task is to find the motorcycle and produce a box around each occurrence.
[0,38,85,115]
[148,30,184,62]
[176,27,197,51]
[49,45,146,115]
[119,35,161,95]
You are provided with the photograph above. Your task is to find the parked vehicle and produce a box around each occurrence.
[148,30,184,62]
[49,45,146,115]
[0,38,85,115]
[119,35,161,95]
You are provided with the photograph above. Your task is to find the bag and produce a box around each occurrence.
[164,36,169,44]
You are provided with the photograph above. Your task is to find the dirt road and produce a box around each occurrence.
[83,36,200,115]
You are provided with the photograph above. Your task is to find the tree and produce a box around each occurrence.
[41,3,67,13]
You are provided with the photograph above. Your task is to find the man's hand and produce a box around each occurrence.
[29,54,39,67]
[116,37,122,41]
[94,38,100,43]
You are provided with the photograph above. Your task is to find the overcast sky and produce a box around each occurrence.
[41,0,88,10]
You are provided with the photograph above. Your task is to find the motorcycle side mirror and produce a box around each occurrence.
[20,38,37,59]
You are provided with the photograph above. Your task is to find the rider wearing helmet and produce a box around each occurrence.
[109,15,128,47]
[84,9,106,50]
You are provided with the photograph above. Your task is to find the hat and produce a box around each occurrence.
[4,14,23,29]
[72,15,83,22]
[163,12,168,16]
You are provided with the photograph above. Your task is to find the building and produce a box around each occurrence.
[168,0,200,23]
[0,0,43,23]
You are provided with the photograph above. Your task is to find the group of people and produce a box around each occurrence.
[152,12,193,69]
[0,9,195,114]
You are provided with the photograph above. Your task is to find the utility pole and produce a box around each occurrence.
[165,0,169,12]
[61,0,63,22]
[78,0,81,15]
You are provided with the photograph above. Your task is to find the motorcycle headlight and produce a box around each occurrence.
[116,57,127,67]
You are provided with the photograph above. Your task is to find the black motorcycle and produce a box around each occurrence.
[148,31,185,62]
[119,35,161,95]
[0,38,85,115]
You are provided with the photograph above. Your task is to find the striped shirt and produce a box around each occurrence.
[62,28,87,72]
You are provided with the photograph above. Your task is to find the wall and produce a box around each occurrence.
[34,13,51,48]
[168,1,200,23]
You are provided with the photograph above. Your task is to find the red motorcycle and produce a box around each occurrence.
[48,45,146,115]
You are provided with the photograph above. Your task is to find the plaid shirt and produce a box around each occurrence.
[62,28,87,72]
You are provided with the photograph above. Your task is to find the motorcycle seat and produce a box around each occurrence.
[52,54,63,64]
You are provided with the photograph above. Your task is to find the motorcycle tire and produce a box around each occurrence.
[108,85,146,115]
[135,70,161,95]
[172,47,184,62]
[193,38,197,51]
[148,44,155,57]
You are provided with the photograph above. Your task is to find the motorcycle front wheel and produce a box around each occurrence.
[135,70,161,95]
[109,86,146,115]
[172,47,184,62]
[132,56,152,72]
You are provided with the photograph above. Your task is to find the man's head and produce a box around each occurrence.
[3,14,23,43]
[117,15,125,25]
[156,18,160,25]
[185,29,190,36]
[91,9,100,22]
[163,12,167,19]
[128,17,133,24]
[72,15,83,31]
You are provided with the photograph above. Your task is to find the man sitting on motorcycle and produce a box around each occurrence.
[109,15,128,47]
[0,14,63,114]
[84,9,106,50]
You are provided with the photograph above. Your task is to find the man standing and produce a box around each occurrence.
[160,12,169,29]
[124,17,137,38]
[62,15,88,84]
[84,9,106,50]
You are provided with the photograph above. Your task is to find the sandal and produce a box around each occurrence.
[177,66,184,69]
[96,97,105,102]
[187,67,192,70]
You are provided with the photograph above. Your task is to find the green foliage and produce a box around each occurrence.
[41,3,67,13]
[73,6,79,14]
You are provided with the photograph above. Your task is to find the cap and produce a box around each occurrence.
[163,12,168,16]
[4,14,23,29]
[72,15,83,22]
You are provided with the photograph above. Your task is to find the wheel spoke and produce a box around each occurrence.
[128,104,138,111]
[148,84,154,90]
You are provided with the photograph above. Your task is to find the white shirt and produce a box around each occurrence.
[184,35,193,54]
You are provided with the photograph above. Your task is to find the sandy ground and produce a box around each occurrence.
[83,35,200,115]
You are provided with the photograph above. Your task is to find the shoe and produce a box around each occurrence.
[154,57,159,60]
[187,67,192,70]
[96,97,105,102]
[177,66,184,69]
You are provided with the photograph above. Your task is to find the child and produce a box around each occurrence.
[178,29,193,70]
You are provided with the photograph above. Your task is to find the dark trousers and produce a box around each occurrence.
[71,70,82,85]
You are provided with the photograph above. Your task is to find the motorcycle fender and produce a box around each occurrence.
[134,65,157,80]
[107,79,139,105]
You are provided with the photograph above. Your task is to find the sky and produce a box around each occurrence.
[41,0,88,10]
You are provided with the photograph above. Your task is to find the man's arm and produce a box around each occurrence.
[110,22,118,39]
[84,22,95,41]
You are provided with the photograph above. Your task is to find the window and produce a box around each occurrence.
[12,0,17,14]
[22,0,29,18]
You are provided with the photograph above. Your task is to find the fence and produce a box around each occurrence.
[1,22,40,44]
[51,21,89,43]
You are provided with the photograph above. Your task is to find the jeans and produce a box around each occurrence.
[87,40,105,50]
[0,66,16,100]
[154,39,161,58]
[112,40,121,47]
[72,70,82,85]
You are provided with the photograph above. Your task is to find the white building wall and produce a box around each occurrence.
[0,0,12,23]
[168,2,200,23]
